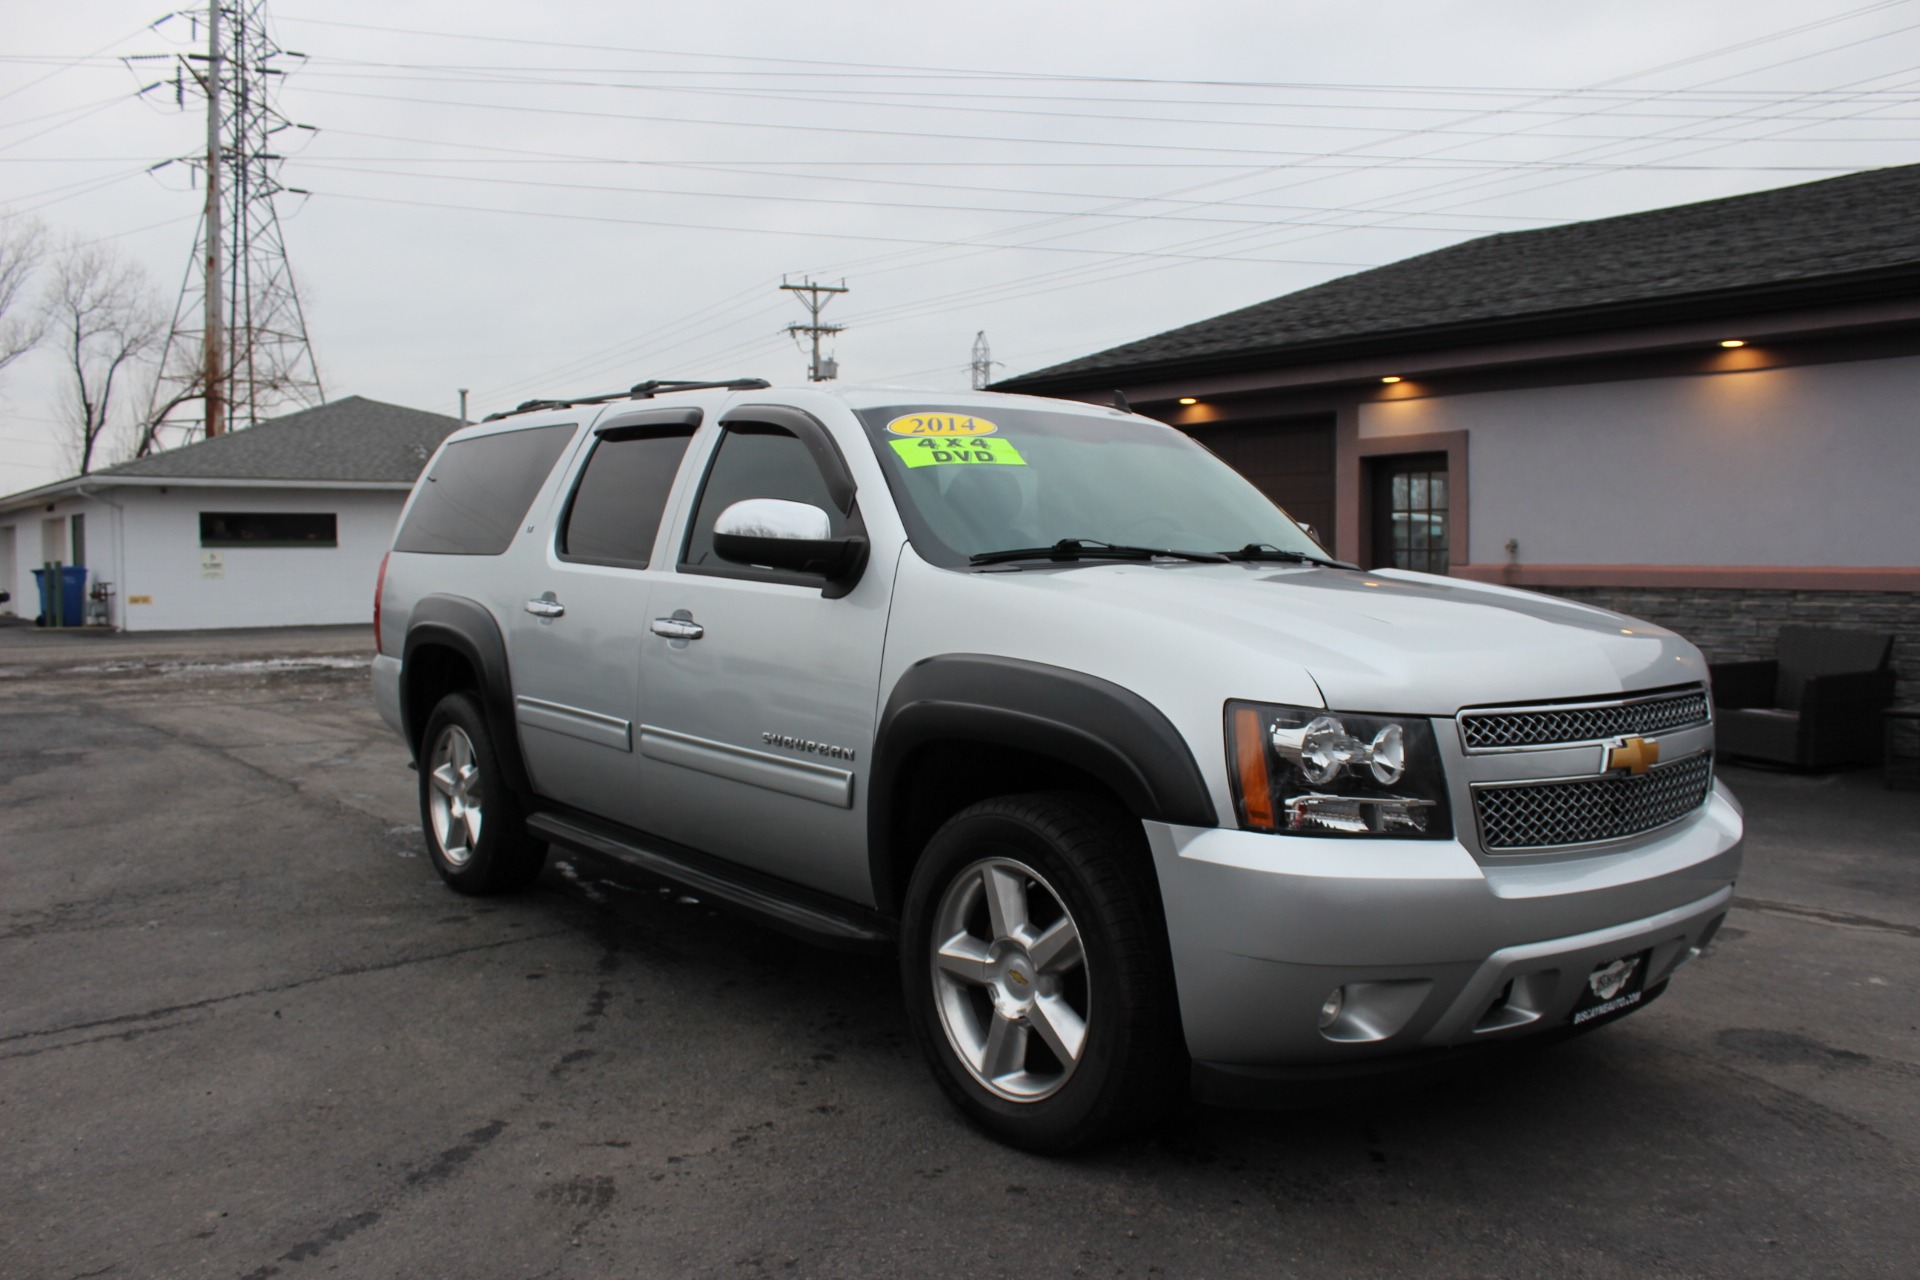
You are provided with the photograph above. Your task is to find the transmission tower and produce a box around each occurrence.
[969,330,1000,390]
[142,1,323,448]
[780,277,847,382]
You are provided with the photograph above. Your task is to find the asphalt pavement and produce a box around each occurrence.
[2,628,1916,1278]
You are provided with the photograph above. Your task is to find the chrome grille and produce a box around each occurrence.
[1460,688,1709,750]
[1474,752,1714,850]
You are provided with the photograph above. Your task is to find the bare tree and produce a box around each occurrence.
[40,242,162,475]
[131,351,206,459]
[0,212,46,375]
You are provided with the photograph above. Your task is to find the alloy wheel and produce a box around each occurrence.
[427,724,483,867]
[929,856,1090,1102]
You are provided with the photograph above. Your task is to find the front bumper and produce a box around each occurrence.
[1144,783,1741,1072]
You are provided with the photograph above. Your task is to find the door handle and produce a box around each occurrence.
[525,597,566,618]
[650,615,704,641]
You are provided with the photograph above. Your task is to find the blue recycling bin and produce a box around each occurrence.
[31,566,88,627]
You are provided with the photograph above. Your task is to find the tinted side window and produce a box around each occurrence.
[560,430,695,568]
[394,424,575,555]
[682,425,848,569]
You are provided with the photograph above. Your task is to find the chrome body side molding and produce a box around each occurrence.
[638,724,855,809]
[514,696,633,752]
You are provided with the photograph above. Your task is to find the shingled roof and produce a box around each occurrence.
[998,163,1920,392]
[99,396,459,484]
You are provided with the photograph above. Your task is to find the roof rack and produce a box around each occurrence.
[481,377,771,422]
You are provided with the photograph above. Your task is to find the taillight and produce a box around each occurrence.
[373,551,390,652]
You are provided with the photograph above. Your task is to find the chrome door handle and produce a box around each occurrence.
[525,597,566,618]
[650,616,704,641]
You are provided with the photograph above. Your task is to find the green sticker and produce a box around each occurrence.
[890,437,1027,469]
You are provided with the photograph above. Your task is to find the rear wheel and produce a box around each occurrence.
[419,691,546,894]
[899,792,1183,1153]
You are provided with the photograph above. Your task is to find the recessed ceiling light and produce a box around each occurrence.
[1178,397,1198,405]
[1720,339,1745,348]
[1380,375,1402,384]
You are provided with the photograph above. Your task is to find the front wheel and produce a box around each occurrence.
[899,792,1183,1153]
[418,691,546,894]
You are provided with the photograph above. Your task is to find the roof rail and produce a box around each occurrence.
[629,378,771,400]
[481,377,772,422]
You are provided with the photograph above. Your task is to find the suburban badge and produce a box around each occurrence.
[761,731,856,762]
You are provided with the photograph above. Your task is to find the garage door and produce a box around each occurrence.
[1186,417,1335,541]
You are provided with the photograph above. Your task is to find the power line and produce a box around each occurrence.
[0,17,167,106]
[307,188,1381,267]
[804,7,1920,343]
[290,84,1892,169]
[289,159,1613,234]
[270,8,1920,94]
[281,66,1920,142]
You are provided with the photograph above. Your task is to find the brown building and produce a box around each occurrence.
[997,163,1920,703]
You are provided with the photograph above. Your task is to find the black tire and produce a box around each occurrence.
[417,691,546,895]
[899,791,1184,1154]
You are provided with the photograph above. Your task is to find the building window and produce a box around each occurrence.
[199,512,338,547]
[1370,453,1449,574]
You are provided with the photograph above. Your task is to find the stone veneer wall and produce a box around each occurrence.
[1540,586,1920,760]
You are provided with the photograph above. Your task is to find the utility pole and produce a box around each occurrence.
[140,0,324,451]
[202,8,224,437]
[969,330,1000,391]
[780,277,847,381]
[458,388,469,427]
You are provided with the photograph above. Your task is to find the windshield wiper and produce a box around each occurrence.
[1220,543,1356,569]
[969,538,1230,568]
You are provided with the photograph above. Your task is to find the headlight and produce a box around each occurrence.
[1226,701,1451,838]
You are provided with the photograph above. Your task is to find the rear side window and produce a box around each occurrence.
[559,429,696,568]
[394,424,575,555]
[681,425,850,571]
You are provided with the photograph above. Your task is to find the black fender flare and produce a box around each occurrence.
[868,654,1217,907]
[401,593,534,797]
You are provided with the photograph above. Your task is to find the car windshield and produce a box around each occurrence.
[854,403,1331,568]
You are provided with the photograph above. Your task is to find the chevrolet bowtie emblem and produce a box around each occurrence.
[1606,736,1660,775]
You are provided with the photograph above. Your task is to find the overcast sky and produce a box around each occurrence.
[3,0,1918,495]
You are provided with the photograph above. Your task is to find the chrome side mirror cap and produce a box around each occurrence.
[714,498,832,543]
[712,498,867,593]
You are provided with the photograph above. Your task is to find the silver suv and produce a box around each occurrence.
[373,380,1742,1152]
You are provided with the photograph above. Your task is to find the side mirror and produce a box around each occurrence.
[713,498,867,583]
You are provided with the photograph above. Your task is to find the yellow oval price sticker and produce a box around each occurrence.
[886,413,997,437]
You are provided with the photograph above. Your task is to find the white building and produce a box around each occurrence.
[0,396,457,631]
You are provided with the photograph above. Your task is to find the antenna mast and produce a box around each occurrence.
[969,330,999,390]
[780,277,847,382]
[144,0,323,450]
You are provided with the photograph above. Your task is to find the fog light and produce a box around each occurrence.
[1319,988,1345,1029]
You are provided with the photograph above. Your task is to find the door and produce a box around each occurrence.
[638,415,891,906]
[1368,452,1450,573]
[508,420,698,830]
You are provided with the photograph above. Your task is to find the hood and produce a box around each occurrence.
[983,561,1705,716]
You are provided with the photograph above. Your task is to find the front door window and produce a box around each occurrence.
[1371,453,1449,574]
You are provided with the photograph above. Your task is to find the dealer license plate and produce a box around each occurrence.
[1569,950,1651,1025]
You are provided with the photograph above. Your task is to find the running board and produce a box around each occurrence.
[526,810,894,952]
